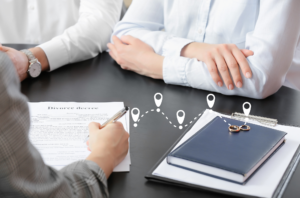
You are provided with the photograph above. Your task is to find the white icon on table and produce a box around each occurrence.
[207,94,215,109]
[177,110,185,130]
[243,102,251,122]
[154,93,163,112]
[131,108,140,127]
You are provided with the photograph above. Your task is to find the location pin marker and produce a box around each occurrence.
[243,102,251,116]
[177,110,185,130]
[207,94,215,109]
[131,108,140,127]
[243,102,251,122]
[154,93,163,112]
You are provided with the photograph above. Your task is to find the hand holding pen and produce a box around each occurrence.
[85,106,129,142]
[86,106,129,178]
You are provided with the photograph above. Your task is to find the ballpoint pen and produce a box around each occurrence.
[84,106,129,142]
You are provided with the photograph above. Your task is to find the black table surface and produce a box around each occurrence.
[6,44,300,198]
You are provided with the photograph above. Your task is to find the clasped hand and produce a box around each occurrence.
[108,35,164,79]
[181,42,254,89]
[0,44,28,81]
[108,36,254,90]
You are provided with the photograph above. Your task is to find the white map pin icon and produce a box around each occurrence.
[177,110,185,125]
[154,93,163,107]
[243,102,251,116]
[207,94,215,109]
[131,108,140,122]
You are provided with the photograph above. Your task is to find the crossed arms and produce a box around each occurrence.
[108,0,300,99]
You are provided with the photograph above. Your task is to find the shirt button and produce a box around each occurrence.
[198,28,203,34]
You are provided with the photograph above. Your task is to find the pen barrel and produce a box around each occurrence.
[102,109,127,127]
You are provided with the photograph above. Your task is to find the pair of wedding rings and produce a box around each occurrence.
[228,125,251,133]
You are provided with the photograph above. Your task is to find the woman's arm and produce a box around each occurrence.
[164,0,300,100]
[113,0,184,56]
[111,0,300,99]
[112,0,254,90]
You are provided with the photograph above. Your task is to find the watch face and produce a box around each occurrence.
[28,62,42,78]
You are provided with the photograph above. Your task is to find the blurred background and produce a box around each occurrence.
[124,0,132,8]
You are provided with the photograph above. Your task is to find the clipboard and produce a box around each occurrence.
[145,111,300,198]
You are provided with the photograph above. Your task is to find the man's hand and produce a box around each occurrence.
[107,35,164,79]
[86,122,129,179]
[0,45,28,81]
[0,45,50,81]
[181,42,254,90]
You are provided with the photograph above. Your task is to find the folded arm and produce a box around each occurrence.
[113,0,192,57]
[112,0,300,99]
[178,0,300,98]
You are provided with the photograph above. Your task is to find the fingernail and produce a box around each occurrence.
[218,81,222,87]
[229,84,234,90]
[237,81,242,88]
[246,72,251,78]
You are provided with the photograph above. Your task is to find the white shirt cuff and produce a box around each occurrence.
[163,56,190,86]
[39,38,69,71]
[162,37,193,57]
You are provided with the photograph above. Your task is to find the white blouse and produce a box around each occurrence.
[113,0,300,98]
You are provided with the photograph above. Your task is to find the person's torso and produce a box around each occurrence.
[0,0,80,44]
[162,0,300,90]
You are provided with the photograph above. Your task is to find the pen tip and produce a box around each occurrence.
[125,106,129,111]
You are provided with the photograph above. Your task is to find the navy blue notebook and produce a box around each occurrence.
[167,117,287,184]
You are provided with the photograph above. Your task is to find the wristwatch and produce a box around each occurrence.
[21,49,42,78]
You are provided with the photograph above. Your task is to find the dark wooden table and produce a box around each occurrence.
[7,44,300,198]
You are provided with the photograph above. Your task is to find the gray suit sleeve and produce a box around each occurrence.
[0,52,108,198]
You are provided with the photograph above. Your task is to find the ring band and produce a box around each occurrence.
[239,125,251,131]
[228,125,240,132]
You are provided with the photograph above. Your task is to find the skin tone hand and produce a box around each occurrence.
[181,42,254,90]
[109,36,254,90]
[107,35,164,79]
[0,44,50,81]
[86,122,129,179]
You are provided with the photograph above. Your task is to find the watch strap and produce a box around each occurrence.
[21,49,36,62]
[21,49,42,78]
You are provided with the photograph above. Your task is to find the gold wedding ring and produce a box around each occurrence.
[239,125,251,131]
[228,125,251,133]
[228,125,240,132]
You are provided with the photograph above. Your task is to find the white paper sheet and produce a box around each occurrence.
[28,102,130,172]
[153,110,300,198]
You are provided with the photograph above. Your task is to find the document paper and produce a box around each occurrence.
[28,102,130,172]
[153,109,300,198]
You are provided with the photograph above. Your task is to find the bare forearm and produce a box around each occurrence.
[143,53,164,79]
[181,42,206,60]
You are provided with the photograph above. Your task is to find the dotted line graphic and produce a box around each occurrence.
[135,109,202,130]
[219,115,231,126]
[219,115,248,127]
[132,93,253,130]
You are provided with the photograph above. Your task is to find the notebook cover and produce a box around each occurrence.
[145,112,300,197]
[167,117,287,182]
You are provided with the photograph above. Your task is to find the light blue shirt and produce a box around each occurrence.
[113,0,300,99]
